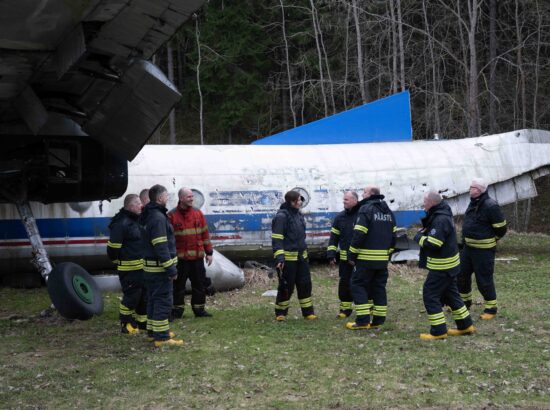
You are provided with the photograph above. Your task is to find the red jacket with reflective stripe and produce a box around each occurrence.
[168,205,213,260]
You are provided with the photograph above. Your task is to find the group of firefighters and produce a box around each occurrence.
[107,184,214,347]
[107,177,506,347]
[273,177,506,341]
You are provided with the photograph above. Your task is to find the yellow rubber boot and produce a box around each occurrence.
[304,314,318,320]
[121,323,140,335]
[154,338,184,347]
[346,322,370,330]
[147,331,176,342]
[448,325,476,336]
[419,333,448,341]
[480,313,496,320]
[275,315,286,321]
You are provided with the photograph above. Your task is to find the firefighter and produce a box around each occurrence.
[168,187,214,319]
[413,191,475,341]
[272,190,317,321]
[107,194,147,334]
[346,186,396,330]
[458,178,507,320]
[141,184,183,347]
[327,191,364,318]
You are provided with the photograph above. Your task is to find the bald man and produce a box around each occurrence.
[346,186,396,330]
[457,178,507,320]
[168,187,214,319]
[107,194,147,334]
[327,191,363,318]
[413,191,474,340]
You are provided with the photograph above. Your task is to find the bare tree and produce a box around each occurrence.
[351,0,367,103]
[310,0,328,116]
[195,15,204,145]
[279,0,297,128]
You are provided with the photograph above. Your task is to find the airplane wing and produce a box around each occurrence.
[0,0,204,161]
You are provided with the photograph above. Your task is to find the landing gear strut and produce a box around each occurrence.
[16,202,103,320]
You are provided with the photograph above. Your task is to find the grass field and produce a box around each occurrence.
[1,232,549,409]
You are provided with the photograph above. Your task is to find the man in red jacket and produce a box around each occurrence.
[168,187,214,318]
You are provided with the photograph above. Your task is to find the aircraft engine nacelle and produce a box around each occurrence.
[0,136,127,204]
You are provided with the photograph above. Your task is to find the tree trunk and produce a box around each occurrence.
[279,0,296,128]
[352,0,367,103]
[396,0,405,91]
[195,16,204,145]
[310,0,328,117]
[466,0,480,137]
[422,0,440,134]
[488,0,497,133]
[389,0,398,94]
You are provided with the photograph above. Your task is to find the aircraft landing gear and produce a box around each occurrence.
[16,202,103,320]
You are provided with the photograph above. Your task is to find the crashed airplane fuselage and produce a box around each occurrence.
[1,129,549,275]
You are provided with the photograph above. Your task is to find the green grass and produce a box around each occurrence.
[1,232,550,409]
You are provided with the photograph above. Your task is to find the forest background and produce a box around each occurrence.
[152,0,550,232]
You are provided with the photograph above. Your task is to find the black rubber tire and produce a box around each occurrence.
[47,262,104,320]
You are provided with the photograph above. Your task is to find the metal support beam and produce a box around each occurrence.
[15,202,53,281]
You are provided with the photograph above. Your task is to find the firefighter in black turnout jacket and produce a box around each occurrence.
[458,178,507,320]
[141,184,183,347]
[346,186,396,330]
[271,190,317,321]
[107,194,147,334]
[413,191,475,340]
[327,191,365,318]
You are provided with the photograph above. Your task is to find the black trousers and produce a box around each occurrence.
[118,270,147,328]
[423,269,473,336]
[338,262,354,314]
[144,272,173,341]
[457,246,497,313]
[275,259,314,317]
[173,259,208,315]
[351,262,388,326]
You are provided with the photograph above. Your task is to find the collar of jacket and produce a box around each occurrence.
[345,197,366,214]
[177,202,194,215]
[426,201,452,218]
[109,208,139,228]
[144,201,168,215]
[280,202,299,214]
[364,194,385,203]
[470,191,489,207]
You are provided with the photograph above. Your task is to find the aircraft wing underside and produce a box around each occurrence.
[0,0,204,161]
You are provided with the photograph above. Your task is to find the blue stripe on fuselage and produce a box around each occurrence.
[0,210,424,240]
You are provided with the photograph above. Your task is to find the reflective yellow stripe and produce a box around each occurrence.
[274,249,285,257]
[427,253,460,270]
[331,227,341,235]
[419,236,426,246]
[117,263,143,272]
[339,250,347,261]
[119,259,143,266]
[464,237,497,249]
[284,251,299,261]
[174,228,200,236]
[161,259,174,268]
[107,241,122,249]
[327,245,338,252]
[271,233,284,240]
[492,220,507,228]
[143,266,165,273]
[426,236,443,247]
[151,236,167,245]
[393,226,397,232]
[354,225,368,234]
